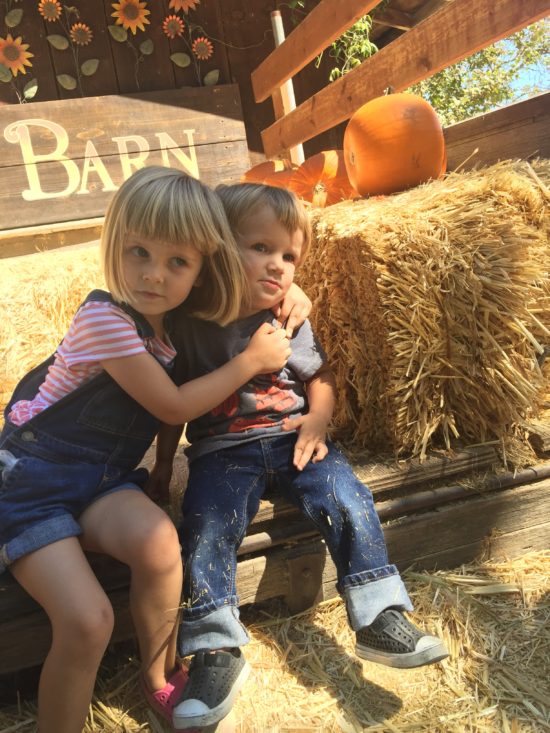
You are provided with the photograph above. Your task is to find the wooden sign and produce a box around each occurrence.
[0,85,249,253]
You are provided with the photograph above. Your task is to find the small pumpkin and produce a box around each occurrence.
[343,93,446,197]
[241,159,297,189]
[288,149,358,207]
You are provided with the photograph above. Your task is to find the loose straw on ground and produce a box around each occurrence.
[1,551,547,732]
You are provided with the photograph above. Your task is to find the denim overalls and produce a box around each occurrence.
[0,290,168,573]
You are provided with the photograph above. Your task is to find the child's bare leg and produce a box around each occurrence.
[11,538,114,733]
[79,489,182,692]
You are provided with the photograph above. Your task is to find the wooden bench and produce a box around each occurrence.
[2,442,549,675]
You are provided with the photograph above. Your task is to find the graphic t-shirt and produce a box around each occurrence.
[9,300,175,426]
[172,310,326,462]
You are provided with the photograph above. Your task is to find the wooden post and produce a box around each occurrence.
[270,10,305,166]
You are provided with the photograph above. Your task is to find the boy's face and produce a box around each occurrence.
[237,204,304,317]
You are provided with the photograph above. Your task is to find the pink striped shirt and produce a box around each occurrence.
[9,301,176,426]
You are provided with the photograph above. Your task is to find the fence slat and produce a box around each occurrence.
[251,0,379,104]
[261,0,550,158]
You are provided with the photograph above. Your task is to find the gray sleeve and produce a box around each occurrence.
[287,319,327,382]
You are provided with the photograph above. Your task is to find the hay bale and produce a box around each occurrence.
[299,160,550,461]
[0,243,103,412]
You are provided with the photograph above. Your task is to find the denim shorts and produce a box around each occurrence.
[0,448,147,573]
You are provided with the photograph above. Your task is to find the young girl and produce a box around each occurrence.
[0,167,296,733]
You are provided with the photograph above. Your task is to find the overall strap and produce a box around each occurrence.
[84,290,155,340]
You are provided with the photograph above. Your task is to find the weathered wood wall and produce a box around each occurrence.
[0,0,341,163]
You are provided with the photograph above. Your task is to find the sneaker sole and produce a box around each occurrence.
[172,660,250,729]
[356,639,449,669]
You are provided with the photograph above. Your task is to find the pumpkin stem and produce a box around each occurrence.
[383,85,394,95]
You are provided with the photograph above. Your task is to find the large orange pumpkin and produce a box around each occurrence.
[343,93,446,196]
[288,150,357,207]
[241,159,297,190]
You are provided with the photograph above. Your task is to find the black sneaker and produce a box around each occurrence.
[356,609,448,669]
[172,648,250,729]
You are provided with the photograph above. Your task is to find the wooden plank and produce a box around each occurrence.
[236,479,550,605]
[0,587,133,676]
[0,3,59,105]
[372,8,415,31]
[0,219,103,260]
[249,444,499,526]
[251,0,380,104]
[0,87,246,168]
[45,0,119,100]
[444,92,550,170]
[260,0,550,157]
[1,479,548,674]
[0,86,248,241]
[0,140,249,232]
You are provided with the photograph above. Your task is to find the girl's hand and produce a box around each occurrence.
[282,412,329,470]
[273,282,312,337]
[247,322,291,373]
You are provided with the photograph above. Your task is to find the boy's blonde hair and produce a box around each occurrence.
[215,182,312,264]
[101,166,245,325]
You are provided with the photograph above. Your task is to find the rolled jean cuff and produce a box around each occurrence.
[344,570,413,630]
[177,604,250,657]
[0,514,81,574]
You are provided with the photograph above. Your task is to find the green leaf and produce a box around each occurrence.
[47,34,70,51]
[140,39,154,56]
[5,8,23,28]
[56,74,77,90]
[170,52,191,68]
[23,78,38,100]
[203,69,219,86]
[81,59,99,76]
[108,25,128,43]
[0,63,12,83]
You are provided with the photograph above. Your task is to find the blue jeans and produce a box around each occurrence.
[178,435,412,656]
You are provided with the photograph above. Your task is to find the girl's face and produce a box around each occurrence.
[237,204,304,318]
[122,233,203,333]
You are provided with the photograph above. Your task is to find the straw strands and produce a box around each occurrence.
[298,160,550,462]
[1,550,548,731]
[0,243,103,413]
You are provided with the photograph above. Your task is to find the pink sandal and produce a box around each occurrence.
[141,665,195,729]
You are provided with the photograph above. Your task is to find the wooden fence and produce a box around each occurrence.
[251,0,549,159]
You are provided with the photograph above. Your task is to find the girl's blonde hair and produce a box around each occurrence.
[215,182,312,264]
[101,166,245,325]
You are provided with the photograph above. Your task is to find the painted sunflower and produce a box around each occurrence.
[70,23,93,46]
[169,0,200,13]
[38,0,62,22]
[192,36,213,61]
[0,34,34,76]
[163,15,185,39]
[111,0,150,35]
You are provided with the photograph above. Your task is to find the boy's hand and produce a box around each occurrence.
[273,282,312,337]
[282,412,329,470]
[145,461,173,504]
[247,322,291,373]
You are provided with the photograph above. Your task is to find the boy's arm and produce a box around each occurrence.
[145,423,184,503]
[283,364,336,471]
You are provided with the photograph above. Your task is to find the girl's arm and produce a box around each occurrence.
[273,282,312,336]
[283,364,336,470]
[101,322,290,425]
